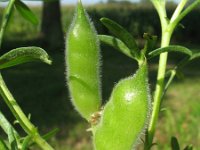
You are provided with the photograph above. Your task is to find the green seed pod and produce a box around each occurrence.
[66,0,101,120]
[94,63,151,150]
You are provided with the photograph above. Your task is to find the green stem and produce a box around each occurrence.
[146,2,172,147]
[0,74,53,150]
[0,0,15,48]
[170,0,200,31]
[170,0,188,22]
[0,1,54,150]
[146,0,200,149]
[0,73,54,150]
[163,70,176,96]
[151,0,167,33]
[146,30,172,148]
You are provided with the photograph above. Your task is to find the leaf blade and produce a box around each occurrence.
[148,45,192,58]
[190,52,200,60]
[0,46,52,69]
[98,35,135,59]
[14,0,39,25]
[42,128,59,140]
[100,17,139,58]
[0,137,9,150]
[8,126,18,150]
[21,136,32,150]
[171,136,180,150]
[183,145,193,150]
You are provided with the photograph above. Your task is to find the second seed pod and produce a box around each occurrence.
[94,63,151,150]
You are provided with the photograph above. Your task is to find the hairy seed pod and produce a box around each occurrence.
[66,0,101,120]
[94,63,151,150]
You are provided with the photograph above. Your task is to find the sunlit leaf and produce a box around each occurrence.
[8,126,18,150]
[21,136,32,150]
[0,137,9,150]
[0,47,52,69]
[42,128,59,140]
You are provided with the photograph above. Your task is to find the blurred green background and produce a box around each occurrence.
[0,1,200,150]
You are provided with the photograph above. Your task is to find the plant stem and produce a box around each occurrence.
[0,73,54,150]
[170,0,200,30]
[163,69,176,96]
[0,0,15,48]
[170,0,188,22]
[146,0,200,149]
[145,2,172,148]
[0,2,54,150]
[146,30,172,149]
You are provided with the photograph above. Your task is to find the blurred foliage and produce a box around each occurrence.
[0,3,200,50]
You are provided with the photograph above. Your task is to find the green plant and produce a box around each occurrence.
[66,0,200,150]
[1,0,199,149]
[0,0,55,149]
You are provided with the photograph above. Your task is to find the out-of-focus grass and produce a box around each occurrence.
[154,77,200,150]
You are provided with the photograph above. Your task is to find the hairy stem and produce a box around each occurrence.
[146,30,172,148]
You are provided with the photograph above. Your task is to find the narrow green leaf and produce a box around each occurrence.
[14,0,39,25]
[0,111,19,139]
[42,128,59,140]
[0,46,52,69]
[190,52,200,60]
[176,52,200,69]
[100,17,139,58]
[8,126,18,150]
[21,136,32,150]
[176,70,185,79]
[98,35,135,59]
[0,0,15,46]
[148,45,192,58]
[0,137,9,150]
[171,136,180,150]
[183,145,193,150]
[0,111,13,135]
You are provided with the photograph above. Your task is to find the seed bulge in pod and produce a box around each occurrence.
[94,63,150,150]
